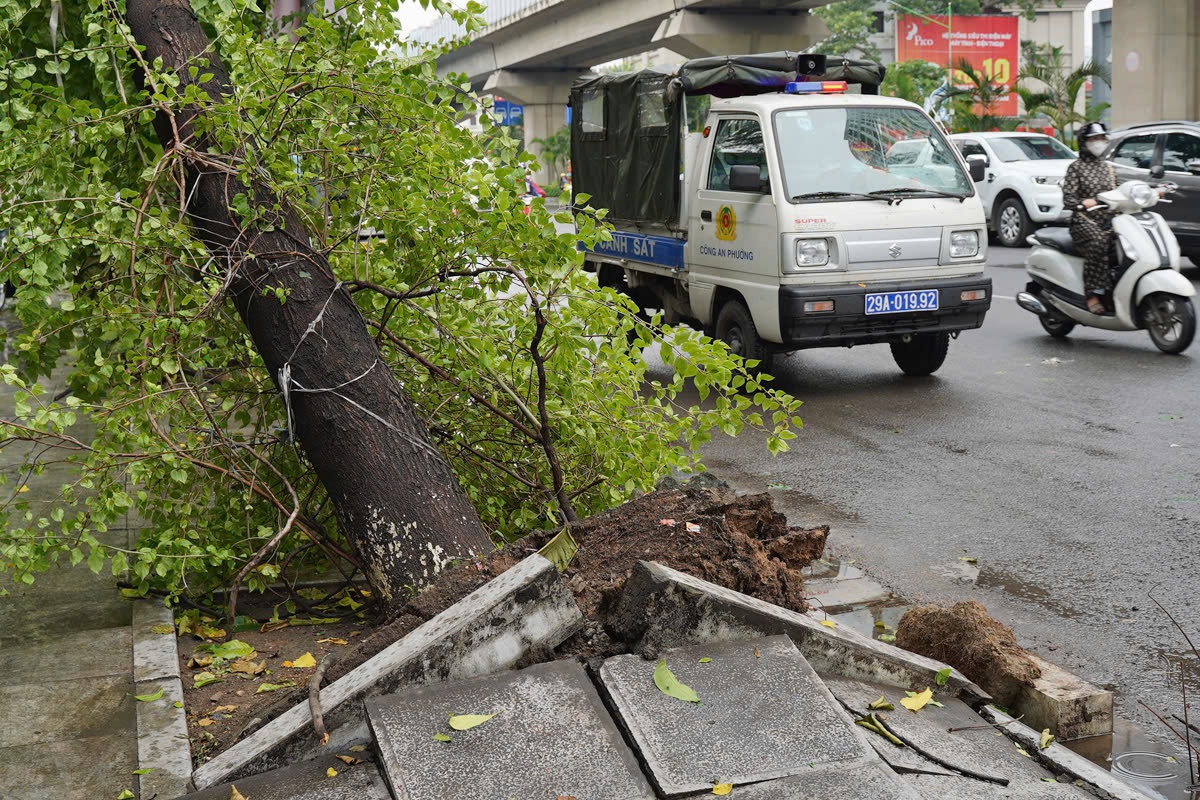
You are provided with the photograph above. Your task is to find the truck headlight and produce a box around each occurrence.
[950,230,980,258]
[795,238,830,268]
[1032,175,1063,186]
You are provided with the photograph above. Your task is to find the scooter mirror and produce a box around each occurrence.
[1149,164,1166,180]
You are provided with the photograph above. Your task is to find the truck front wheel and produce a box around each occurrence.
[890,332,950,376]
[716,300,772,373]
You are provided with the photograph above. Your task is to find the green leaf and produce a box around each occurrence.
[202,639,255,660]
[135,687,164,702]
[653,659,700,704]
[193,672,222,689]
[433,732,452,742]
[132,768,152,775]
[698,657,712,663]
[934,667,952,686]
[448,712,498,731]
[150,624,175,635]
[537,528,578,572]
[868,696,894,711]
[256,680,297,694]
[116,791,134,800]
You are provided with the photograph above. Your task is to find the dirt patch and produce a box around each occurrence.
[180,483,829,766]
[895,600,1043,705]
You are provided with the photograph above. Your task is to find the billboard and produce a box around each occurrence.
[896,15,1019,116]
[492,98,525,127]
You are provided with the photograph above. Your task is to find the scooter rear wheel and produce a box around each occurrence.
[1039,313,1075,338]
[1140,293,1196,354]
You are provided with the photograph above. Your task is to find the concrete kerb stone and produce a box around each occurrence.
[610,560,991,707]
[192,553,583,789]
[980,706,1156,800]
[131,600,193,800]
[1017,653,1114,741]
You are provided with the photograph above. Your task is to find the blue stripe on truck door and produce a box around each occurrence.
[582,231,686,270]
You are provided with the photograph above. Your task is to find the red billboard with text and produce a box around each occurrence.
[896,15,1019,116]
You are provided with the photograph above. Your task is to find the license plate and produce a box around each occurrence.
[865,289,939,315]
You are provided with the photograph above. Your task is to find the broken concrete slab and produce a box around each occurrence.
[981,706,1155,800]
[192,553,583,789]
[180,754,392,800]
[1016,653,1113,740]
[680,762,924,799]
[820,676,1056,786]
[804,576,893,612]
[598,635,874,796]
[367,659,656,800]
[610,560,988,705]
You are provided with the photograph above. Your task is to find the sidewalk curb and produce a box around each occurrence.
[131,600,193,799]
[982,706,1155,800]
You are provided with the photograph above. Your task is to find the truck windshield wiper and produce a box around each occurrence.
[868,187,968,203]
[790,190,887,202]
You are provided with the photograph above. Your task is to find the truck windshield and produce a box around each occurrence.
[775,106,972,202]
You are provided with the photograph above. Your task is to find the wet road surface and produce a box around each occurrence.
[690,247,1200,736]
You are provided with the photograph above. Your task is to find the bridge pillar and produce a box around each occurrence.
[483,70,592,186]
[1110,0,1200,128]
[651,10,827,60]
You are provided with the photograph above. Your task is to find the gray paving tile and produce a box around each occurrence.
[0,588,132,645]
[0,732,137,800]
[0,673,134,748]
[0,626,131,687]
[367,659,656,800]
[599,635,872,796]
[178,754,392,800]
[682,762,924,799]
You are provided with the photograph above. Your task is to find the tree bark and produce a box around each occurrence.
[125,0,492,608]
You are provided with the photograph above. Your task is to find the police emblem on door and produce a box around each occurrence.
[716,205,737,241]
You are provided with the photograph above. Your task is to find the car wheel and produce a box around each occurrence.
[890,332,950,376]
[994,197,1032,248]
[715,300,772,374]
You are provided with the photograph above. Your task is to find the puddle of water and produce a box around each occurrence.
[974,564,1085,620]
[1065,717,1200,800]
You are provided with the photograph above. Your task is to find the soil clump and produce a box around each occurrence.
[180,483,829,764]
[896,600,1043,705]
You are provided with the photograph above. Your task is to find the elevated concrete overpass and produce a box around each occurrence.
[412,0,1199,180]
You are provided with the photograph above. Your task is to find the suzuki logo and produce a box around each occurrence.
[888,243,903,259]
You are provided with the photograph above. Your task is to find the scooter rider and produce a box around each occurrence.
[1062,122,1118,315]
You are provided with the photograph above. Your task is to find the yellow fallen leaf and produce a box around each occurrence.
[1040,728,1055,750]
[230,787,247,800]
[283,652,317,669]
[713,783,733,795]
[819,619,837,629]
[335,754,362,765]
[348,745,367,752]
[900,688,933,712]
[449,712,499,731]
[213,704,239,714]
[17,485,29,493]
[326,767,337,777]
[230,658,266,676]
[317,638,348,646]
[197,718,216,727]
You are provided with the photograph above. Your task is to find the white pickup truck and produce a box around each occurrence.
[571,54,992,375]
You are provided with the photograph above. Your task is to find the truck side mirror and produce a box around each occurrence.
[729,164,766,193]
[1149,164,1166,180]
[966,155,987,183]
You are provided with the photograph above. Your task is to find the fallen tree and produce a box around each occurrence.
[0,0,801,613]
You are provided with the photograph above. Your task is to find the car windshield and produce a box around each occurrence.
[988,136,1076,162]
[774,106,972,202]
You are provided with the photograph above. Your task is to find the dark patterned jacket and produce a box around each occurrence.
[1062,154,1117,217]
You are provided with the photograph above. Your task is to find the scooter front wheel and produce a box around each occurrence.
[1140,293,1196,354]
[1039,312,1075,338]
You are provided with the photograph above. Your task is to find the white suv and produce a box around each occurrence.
[950,133,1077,247]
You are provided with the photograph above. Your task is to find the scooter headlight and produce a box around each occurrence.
[1129,182,1156,208]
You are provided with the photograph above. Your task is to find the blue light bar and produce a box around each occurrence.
[785,81,823,93]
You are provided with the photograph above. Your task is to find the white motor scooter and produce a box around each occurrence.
[1016,173,1196,354]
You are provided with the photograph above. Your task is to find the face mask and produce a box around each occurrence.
[1085,140,1108,157]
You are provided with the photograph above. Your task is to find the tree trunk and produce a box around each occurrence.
[125,0,492,608]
